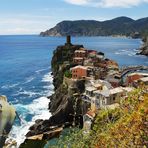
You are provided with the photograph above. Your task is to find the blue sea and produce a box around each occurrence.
[0,35,147,146]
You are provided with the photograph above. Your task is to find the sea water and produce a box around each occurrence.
[0,35,147,146]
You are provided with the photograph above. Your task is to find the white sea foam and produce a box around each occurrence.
[9,72,54,147]
[42,72,53,83]
[35,67,49,74]
[1,83,19,89]
[9,97,52,147]
[23,76,35,84]
[13,90,41,98]
[115,49,137,57]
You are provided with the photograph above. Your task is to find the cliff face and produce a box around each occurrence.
[49,43,89,126]
[40,17,148,37]
[25,42,89,140]
[51,44,83,89]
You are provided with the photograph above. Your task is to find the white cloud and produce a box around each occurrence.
[63,0,148,8]
[64,0,89,5]
[0,14,55,35]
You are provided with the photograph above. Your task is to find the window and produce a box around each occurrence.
[113,95,116,101]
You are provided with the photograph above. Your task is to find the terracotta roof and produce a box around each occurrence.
[139,77,148,82]
[128,72,148,77]
[86,110,96,118]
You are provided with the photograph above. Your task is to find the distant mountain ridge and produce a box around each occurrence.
[40,16,148,37]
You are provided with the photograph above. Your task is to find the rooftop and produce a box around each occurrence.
[86,110,96,118]
[73,57,84,60]
[79,47,86,50]
[93,83,102,88]
[122,87,134,92]
[139,77,148,82]
[94,90,110,97]
[86,86,97,92]
[128,72,148,77]
[110,87,124,94]
[75,50,86,53]
[71,65,88,70]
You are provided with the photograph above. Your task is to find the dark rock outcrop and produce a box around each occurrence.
[138,37,148,56]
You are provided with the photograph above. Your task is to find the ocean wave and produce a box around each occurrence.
[9,96,52,147]
[43,85,54,90]
[115,49,137,57]
[13,90,41,98]
[35,67,50,74]
[42,72,53,83]
[8,71,54,147]
[23,76,35,84]
[1,83,20,89]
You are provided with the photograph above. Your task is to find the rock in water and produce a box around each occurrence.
[138,37,148,56]
[0,95,16,148]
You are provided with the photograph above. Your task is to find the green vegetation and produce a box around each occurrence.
[64,70,72,78]
[50,86,148,148]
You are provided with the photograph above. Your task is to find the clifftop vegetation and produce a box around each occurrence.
[52,85,148,148]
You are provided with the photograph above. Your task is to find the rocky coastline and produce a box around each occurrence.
[138,37,148,56]
[20,36,148,147]
[20,37,90,147]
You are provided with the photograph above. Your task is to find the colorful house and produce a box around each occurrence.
[74,50,87,58]
[71,65,88,79]
[73,57,84,65]
[126,72,148,85]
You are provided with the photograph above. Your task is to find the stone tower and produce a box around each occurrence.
[65,35,72,46]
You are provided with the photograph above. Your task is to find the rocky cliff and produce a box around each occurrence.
[21,40,90,147]
[40,17,148,37]
[139,37,148,56]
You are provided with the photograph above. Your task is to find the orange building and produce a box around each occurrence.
[71,66,88,79]
[127,73,142,84]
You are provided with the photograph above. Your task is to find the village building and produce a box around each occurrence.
[74,50,87,58]
[138,77,148,85]
[83,110,96,133]
[83,79,134,111]
[106,72,121,88]
[99,59,119,70]
[96,52,105,60]
[83,58,94,66]
[73,57,84,65]
[88,50,97,58]
[126,72,148,85]
[71,65,88,79]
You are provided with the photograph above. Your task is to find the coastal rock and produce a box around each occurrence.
[139,46,148,56]
[138,37,148,56]
[0,96,16,148]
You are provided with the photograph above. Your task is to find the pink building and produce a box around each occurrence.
[71,66,88,79]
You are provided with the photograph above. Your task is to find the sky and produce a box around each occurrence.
[0,0,148,35]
